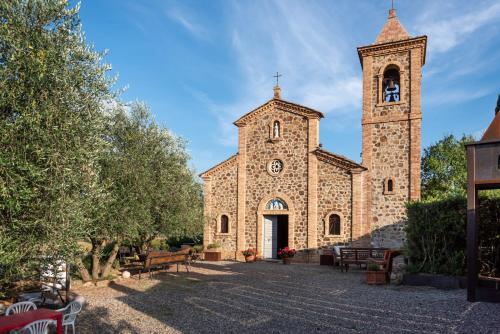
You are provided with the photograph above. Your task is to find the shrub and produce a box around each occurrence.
[367,263,380,271]
[150,239,169,251]
[207,242,221,250]
[406,196,500,277]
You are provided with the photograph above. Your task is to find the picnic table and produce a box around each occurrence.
[0,308,62,334]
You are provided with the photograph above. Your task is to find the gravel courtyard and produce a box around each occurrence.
[74,261,500,334]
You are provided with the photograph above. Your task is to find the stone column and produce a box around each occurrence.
[236,126,247,260]
[361,55,374,240]
[350,170,363,243]
[409,48,422,201]
[307,117,319,249]
[202,177,212,249]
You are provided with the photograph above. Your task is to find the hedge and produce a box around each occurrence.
[406,196,500,277]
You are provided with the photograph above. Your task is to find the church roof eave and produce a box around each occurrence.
[357,35,427,68]
[233,98,324,127]
[199,154,238,178]
[314,148,367,171]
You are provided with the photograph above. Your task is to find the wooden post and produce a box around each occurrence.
[466,145,478,302]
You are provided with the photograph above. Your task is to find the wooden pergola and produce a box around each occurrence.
[466,96,500,302]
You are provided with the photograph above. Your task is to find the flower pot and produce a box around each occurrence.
[366,271,388,285]
[245,255,255,262]
[282,257,291,265]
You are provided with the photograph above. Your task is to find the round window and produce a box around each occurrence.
[269,159,283,175]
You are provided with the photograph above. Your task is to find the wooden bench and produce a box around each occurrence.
[139,248,191,279]
[340,248,388,272]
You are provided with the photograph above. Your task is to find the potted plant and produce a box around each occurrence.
[366,262,388,285]
[204,242,222,261]
[241,248,256,262]
[277,247,296,264]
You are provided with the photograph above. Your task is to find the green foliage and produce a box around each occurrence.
[0,0,112,289]
[150,239,169,251]
[421,134,474,200]
[406,196,500,277]
[207,242,221,249]
[192,244,204,253]
[367,263,380,271]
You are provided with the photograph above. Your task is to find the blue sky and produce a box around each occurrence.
[78,0,500,173]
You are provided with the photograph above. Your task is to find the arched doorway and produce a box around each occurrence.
[256,194,295,259]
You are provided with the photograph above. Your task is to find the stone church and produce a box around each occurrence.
[200,9,426,261]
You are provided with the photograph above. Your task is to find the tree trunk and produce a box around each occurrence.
[91,240,104,281]
[101,242,120,278]
[75,257,91,282]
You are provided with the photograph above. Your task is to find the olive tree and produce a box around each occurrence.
[0,1,113,292]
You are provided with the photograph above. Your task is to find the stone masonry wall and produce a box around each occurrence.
[244,106,309,250]
[317,160,352,247]
[208,161,238,257]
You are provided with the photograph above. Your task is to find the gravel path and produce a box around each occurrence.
[74,261,500,334]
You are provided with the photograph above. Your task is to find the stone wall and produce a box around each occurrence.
[206,160,238,258]
[316,160,352,247]
[244,106,309,250]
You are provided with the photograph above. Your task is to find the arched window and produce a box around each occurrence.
[328,214,341,235]
[273,121,281,138]
[382,66,400,102]
[220,215,229,233]
[265,198,288,210]
[384,178,395,195]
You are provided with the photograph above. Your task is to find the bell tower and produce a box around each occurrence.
[357,8,427,247]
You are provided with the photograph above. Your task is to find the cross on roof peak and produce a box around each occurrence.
[273,72,282,86]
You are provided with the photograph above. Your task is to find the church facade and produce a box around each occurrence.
[200,9,427,261]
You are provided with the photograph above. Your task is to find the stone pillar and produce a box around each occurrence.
[351,170,363,243]
[307,117,319,249]
[409,48,423,201]
[202,177,212,249]
[361,55,374,241]
[236,126,247,260]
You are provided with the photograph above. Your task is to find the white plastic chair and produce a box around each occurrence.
[56,301,82,334]
[20,319,56,334]
[5,301,37,315]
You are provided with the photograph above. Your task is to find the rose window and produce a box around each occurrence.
[269,159,283,175]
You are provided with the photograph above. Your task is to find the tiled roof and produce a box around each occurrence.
[375,9,410,44]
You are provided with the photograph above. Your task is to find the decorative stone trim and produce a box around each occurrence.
[234,99,323,127]
[357,36,427,66]
[266,158,285,177]
[268,118,284,142]
[324,211,344,237]
[216,213,232,235]
[314,148,367,171]
[256,193,295,257]
[199,154,238,178]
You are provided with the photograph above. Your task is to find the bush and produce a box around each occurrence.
[150,239,169,251]
[367,263,380,271]
[207,242,221,250]
[406,196,500,277]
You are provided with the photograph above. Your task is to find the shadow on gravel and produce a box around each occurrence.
[78,261,500,334]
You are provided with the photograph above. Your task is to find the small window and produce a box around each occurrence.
[220,215,229,233]
[387,179,394,192]
[497,155,500,170]
[382,66,400,103]
[328,214,341,235]
[384,178,395,195]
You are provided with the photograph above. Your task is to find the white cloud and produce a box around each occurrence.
[414,2,500,54]
[166,8,208,41]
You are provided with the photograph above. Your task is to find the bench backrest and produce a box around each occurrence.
[340,248,388,261]
[143,247,192,269]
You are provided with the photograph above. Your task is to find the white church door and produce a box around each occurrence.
[263,215,278,259]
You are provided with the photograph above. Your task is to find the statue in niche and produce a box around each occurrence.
[273,121,280,138]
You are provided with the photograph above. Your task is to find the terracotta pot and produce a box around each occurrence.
[366,271,388,285]
[245,255,255,262]
[282,257,291,265]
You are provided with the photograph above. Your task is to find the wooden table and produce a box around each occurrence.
[0,308,62,334]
